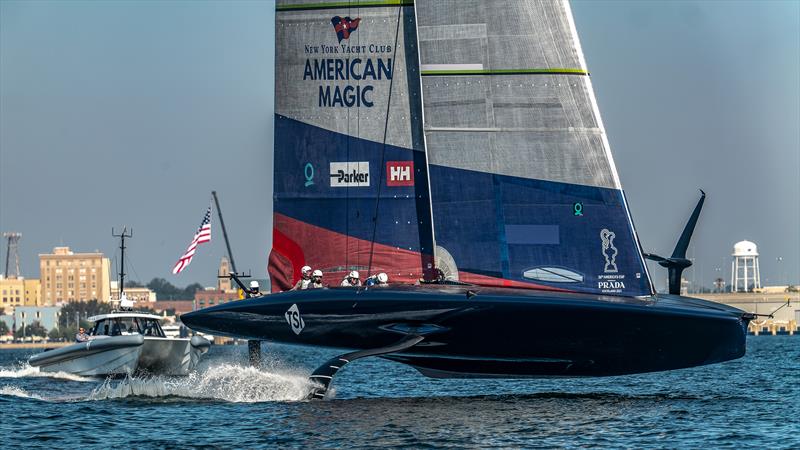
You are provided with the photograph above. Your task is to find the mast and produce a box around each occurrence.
[112,227,132,297]
[211,191,237,273]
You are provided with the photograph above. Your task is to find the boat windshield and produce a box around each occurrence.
[90,317,166,338]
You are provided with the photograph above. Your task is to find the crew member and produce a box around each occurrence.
[291,265,313,291]
[309,269,324,288]
[365,272,389,286]
[75,327,89,342]
[248,280,262,298]
[341,270,362,287]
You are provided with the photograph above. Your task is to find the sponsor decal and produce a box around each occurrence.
[573,202,583,216]
[331,16,361,43]
[285,303,305,335]
[304,162,314,187]
[300,16,394,108]
[598,228,625,293]
[386,161,414,186]
[330,162,370,187]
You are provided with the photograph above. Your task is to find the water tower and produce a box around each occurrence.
[731,240,760,292]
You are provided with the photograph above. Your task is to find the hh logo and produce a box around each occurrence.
[285,304,305,335]
[331,16,361,43]
[386,161,414,186]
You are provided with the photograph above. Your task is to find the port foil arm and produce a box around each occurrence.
[308,335,425,399]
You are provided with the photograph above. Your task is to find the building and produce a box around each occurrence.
[218,256,232,291]
[698,290,800,334]
[194,287,240,310]
[39,246,111,304]
[109,281,156,303]
[13,306,62,331]
[0,276,41,308]
[153,300,195,316]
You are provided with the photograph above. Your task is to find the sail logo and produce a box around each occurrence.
[331,16,361,43]
[285,304,305,335]
[330,162,370,187]
[386,161,414,186]
[600,228,618,273]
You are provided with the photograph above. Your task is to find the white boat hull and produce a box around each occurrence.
[29,335,211,377]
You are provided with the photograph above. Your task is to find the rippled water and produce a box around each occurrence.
[1,336,798,448]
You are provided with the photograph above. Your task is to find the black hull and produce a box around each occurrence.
[181,285,749,377]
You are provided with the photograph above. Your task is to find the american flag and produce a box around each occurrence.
[172,204,212,274]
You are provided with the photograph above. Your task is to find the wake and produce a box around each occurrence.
[0,363,94,382]
[89,363,318,403]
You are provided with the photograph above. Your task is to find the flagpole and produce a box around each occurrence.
[211,191,237,273]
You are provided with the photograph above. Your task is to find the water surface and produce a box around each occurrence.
[1,336,797,448]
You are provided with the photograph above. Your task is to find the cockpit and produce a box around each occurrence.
[89,316,166,338]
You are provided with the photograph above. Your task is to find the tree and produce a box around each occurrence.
[58,300,112,328]
[124,280,144,288]
[15,321,47,338]
[787,285,799,293]
[182,283,203,298]
[147,277,203,300]
[0,320,9,335]
[0,307,5,316]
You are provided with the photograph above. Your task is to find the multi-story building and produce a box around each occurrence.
[110,281,156,303]
[39,246,110,304]
[0,276,41,308]
[13,305,62,331]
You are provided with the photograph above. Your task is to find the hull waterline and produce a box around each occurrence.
[181,285,750,378]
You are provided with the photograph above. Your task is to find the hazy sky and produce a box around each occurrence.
[1,0,798,291]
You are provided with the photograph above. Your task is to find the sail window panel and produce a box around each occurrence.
[421,78,489,128]
[425,132,495,174]
[424,129,615,189]
[415,0,488,27]
[492,132,616,188]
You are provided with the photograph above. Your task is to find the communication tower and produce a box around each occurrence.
[3,232,22,279]
[731,240,760,292]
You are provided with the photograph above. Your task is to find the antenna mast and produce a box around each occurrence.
[112,227,133,297]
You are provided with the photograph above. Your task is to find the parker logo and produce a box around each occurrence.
[330,162,370,187]
[331,16,361,43]
[386,161,414,186]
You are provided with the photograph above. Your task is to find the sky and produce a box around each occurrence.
[0,0,798,291]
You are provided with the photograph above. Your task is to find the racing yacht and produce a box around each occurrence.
[182,0,751,398]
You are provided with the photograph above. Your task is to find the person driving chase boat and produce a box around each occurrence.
[75,327,89,342]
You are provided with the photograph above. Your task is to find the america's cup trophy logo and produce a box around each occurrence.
[600,228,618,273]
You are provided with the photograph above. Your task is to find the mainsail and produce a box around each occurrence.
[415,0,653,296]
[270,0,653,297]
[270,0,434,291]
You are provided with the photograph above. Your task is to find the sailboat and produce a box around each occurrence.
[182,0,752,398]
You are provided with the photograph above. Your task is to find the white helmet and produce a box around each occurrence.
[377,273,388,283]
[349,270,360,279]
[249,280,260,289]
[312,269,323,277]
[301,265,312,275]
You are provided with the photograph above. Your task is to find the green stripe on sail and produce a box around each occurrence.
[421,68,588,76]
[277,0,414,11]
